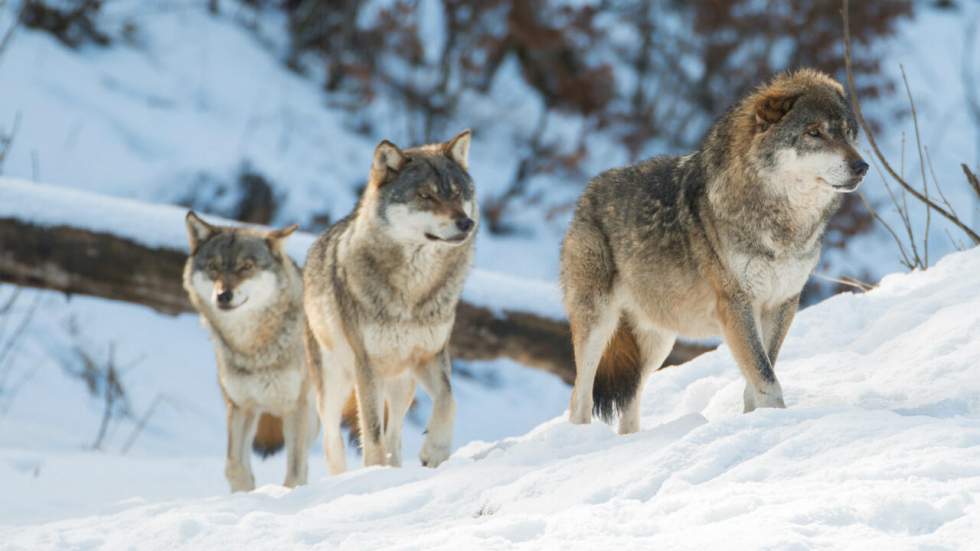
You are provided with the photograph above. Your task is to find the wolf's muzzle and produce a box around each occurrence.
[217,290,234,309]
[850,159,869,177]
[455,217,474,233]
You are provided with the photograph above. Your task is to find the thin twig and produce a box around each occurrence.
[900,65,931,266]
[868,150,922,268]
[813,272,876,293]
[924,146,959,219]
[121,394,165,454]
[857,191,913,269]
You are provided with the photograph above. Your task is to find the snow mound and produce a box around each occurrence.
[5,245,979,547]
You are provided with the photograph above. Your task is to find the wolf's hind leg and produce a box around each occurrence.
[317,358,354,475]
[282,390,315,487]
[617,327,676,435]
[414,347,455,468]
[225,402,259,492]
[383,372,416,467]
[567,300,620,425]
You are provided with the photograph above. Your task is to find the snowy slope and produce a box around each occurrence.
[4,246,979,549]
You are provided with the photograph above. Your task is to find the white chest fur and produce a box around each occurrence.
[729,249,817,307]
[221,364,305,415]
[361,319,454,375]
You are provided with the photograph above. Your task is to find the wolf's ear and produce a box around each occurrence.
[266,223,298,256]
[754,94,799,132]
[444,129,471,170]
[185,211,217,251]
[370,140,405,187]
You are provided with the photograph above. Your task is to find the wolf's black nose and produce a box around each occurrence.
[850,159,869,176]
[217,290,233,305]
[455,217,474,233]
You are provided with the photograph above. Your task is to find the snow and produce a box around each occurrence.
[0,286,571,527]
[4,239,980,549]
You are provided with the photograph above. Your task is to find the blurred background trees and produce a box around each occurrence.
[17,0,975,300]
[271,0,912,239]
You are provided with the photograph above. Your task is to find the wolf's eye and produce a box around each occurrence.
[418,192,435,202]
[806,128,822,138]
[238,260,254,273]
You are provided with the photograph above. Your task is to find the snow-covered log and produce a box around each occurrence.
[0,180,709,381]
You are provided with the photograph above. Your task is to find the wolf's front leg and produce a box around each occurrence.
[354,357,387,467]
[716,294,785,412]
[225,402,259,492]
[383,372,416,467]
[761,295,800,367]
[282,391,314,487]
[414,347,455,468]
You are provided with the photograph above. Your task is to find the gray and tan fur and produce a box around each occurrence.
[183,212,318,492]
[304,131,477,473]
[561,69,869,432]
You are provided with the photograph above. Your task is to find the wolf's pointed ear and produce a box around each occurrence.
[754,94,799,132]
[444,129,471,170]
[185,211,217,251]
[370,140,405,187]
[266,223,298,255]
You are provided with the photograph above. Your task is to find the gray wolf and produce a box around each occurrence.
[304,130,476,473]
[183,212,318,491]
[561,69,868,433]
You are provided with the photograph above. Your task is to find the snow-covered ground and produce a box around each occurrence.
[4,233,979,550]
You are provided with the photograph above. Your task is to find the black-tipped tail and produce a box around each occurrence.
[592,317,643,422]
[252,413,284,458]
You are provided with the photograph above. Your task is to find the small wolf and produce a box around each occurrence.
[304,130,476,473]
[183,212,318,492]
[561,69,868,432]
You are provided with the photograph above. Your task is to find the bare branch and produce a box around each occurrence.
[841,0,980,245]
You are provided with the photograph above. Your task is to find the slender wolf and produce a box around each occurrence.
[183,212,318,491]
[561,69,869,432]
[304,131,476,473]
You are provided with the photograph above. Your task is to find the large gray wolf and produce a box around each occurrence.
[561,69,868,433]
[183,212,318,491]
[304,130,476,473]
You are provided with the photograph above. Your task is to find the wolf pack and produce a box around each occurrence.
[183,69,870,492]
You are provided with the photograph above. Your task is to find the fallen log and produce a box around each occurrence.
[0,180,711,383]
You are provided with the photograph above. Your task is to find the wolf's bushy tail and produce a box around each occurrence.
[252,413,285,458]
[592,316,643,422]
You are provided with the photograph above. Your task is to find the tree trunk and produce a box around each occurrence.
[0,217,711,385]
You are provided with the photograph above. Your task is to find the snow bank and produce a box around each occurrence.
[4,243,979,547]
[0,178,565,319]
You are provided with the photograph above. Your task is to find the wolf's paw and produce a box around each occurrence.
[745,387,786,412]
[284,468,308,488]
[420,440,451,468]
[225,463,255,492]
